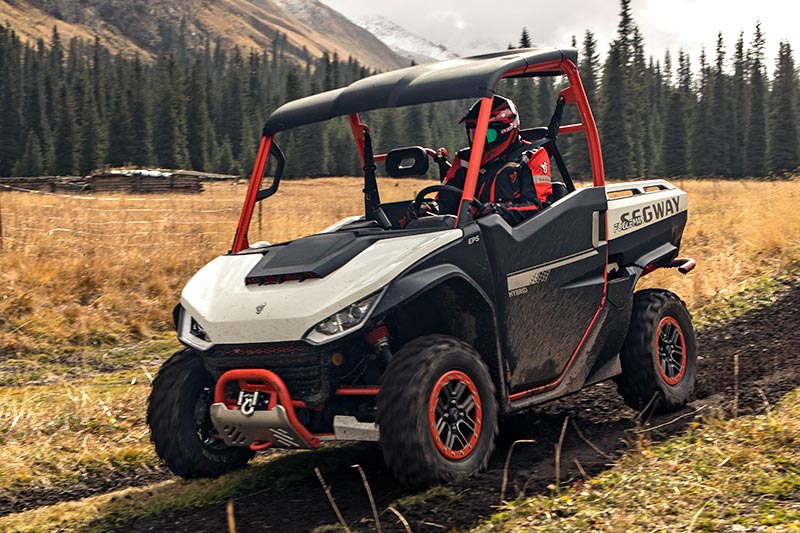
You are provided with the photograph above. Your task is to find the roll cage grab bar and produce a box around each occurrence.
[232,58,604,253]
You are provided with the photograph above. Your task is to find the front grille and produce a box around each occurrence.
[204,342,330,403]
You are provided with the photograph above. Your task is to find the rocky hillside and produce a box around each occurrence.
[0,0,408,70]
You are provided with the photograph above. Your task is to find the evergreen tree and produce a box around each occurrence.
[0,26,22,176]
[628,27,647,177]
[767,41,798,173]
[567,30,599,180]
[519,28,532,49]
[239,115,258,178]
[151,55,188,169]
[616,0,635,60]
[403,104,431,150]
[186,56,213,170]
[689,49,713,176]
[107,86,134,167]
[745,22,767,176]
[645,58,665,176]
[50,82,76,175]
[535,77,555,125]
[731,33,747,177]
[49,26,64,82]
[709,33,734,176]
[222,47,245,158]
[12,132,44,177]
[21,46,49,156]
[663,90,688,176]
[213,137,235,174]
[128,55,151,166]
[600,43,629,179]
[76,72,104,175]
[599,0,640,179]
[663,50,673,87]
[281,65,304,177]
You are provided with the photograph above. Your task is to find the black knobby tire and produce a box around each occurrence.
[615,289,697,413]
[147,349,254,478]
[377,335,498,487]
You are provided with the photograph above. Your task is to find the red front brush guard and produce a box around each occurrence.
[215,369,319,451]
[214,369,381,451]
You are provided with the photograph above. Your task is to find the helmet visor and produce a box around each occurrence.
[467,126,500,145]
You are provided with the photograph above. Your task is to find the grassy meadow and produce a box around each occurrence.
[0,177,799,531]
[1,177,799,359]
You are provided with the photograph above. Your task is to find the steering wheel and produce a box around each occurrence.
[412,185,483,217]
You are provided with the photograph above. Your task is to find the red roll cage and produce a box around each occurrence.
[232,55,603,253]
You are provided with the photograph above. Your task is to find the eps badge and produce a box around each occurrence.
[255,302,266,315]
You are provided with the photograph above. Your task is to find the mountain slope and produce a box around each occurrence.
[353,15,457,64]
[0,0,407,71]
[272,0,412,68]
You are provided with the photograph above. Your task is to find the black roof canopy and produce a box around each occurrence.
[262,48,577,135]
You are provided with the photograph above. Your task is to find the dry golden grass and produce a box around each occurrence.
[0,178,429,357]
[0,370,160,509]
[640,179,800,311]
[1,177,799,359]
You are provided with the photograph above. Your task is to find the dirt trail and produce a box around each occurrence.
[110,281,800,533]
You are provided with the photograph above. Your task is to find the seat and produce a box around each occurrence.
[548,182,568,203]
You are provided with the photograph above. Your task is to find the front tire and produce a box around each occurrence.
[377,335,498,487]
[615,289,697,413]
[147,349,254,478]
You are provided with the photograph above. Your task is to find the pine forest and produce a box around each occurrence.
[0,0,798,181]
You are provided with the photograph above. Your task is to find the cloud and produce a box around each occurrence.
[321,0,797,69]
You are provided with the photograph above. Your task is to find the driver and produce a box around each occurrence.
[431,95,553,226]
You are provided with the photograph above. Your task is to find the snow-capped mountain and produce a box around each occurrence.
[268,0,409,70]
[354,15,457,64]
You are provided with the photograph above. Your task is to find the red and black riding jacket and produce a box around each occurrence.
[438,139,553,226]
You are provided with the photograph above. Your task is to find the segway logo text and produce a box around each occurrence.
[614,197,680,234]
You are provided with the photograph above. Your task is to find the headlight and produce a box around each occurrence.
[305,293,380,343]
[189,317,211,342]
[178,309,214,351]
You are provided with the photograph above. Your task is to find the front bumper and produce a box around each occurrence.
[210,368,320,450]
[209,368,380,452]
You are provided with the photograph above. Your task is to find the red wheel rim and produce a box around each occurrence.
[428,370,483,460]
[655,316,687,386]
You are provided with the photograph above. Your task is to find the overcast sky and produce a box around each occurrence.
[320,0,798,76]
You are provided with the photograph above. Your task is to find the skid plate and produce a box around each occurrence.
[210,403,314,449]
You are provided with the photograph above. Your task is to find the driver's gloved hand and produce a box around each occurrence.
[479,202,502,217]
[419,200,440,216]
[406,199,439,221]
[401,199,440,228]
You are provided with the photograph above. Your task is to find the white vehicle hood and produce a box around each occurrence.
[180,229,462,345]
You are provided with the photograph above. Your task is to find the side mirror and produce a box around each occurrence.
[384,146,429,178]
[257,142,285,200]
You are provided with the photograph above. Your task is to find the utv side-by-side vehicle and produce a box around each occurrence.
[147,48,697,486]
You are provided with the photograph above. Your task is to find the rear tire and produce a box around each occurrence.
[377,335,498,487]
[615,289,697,413]
[147,349,254,478]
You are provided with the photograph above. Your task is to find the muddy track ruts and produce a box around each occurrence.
[31,281,800,531]
[0,468,171,518]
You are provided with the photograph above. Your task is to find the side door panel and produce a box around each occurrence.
[478,187,608,393]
